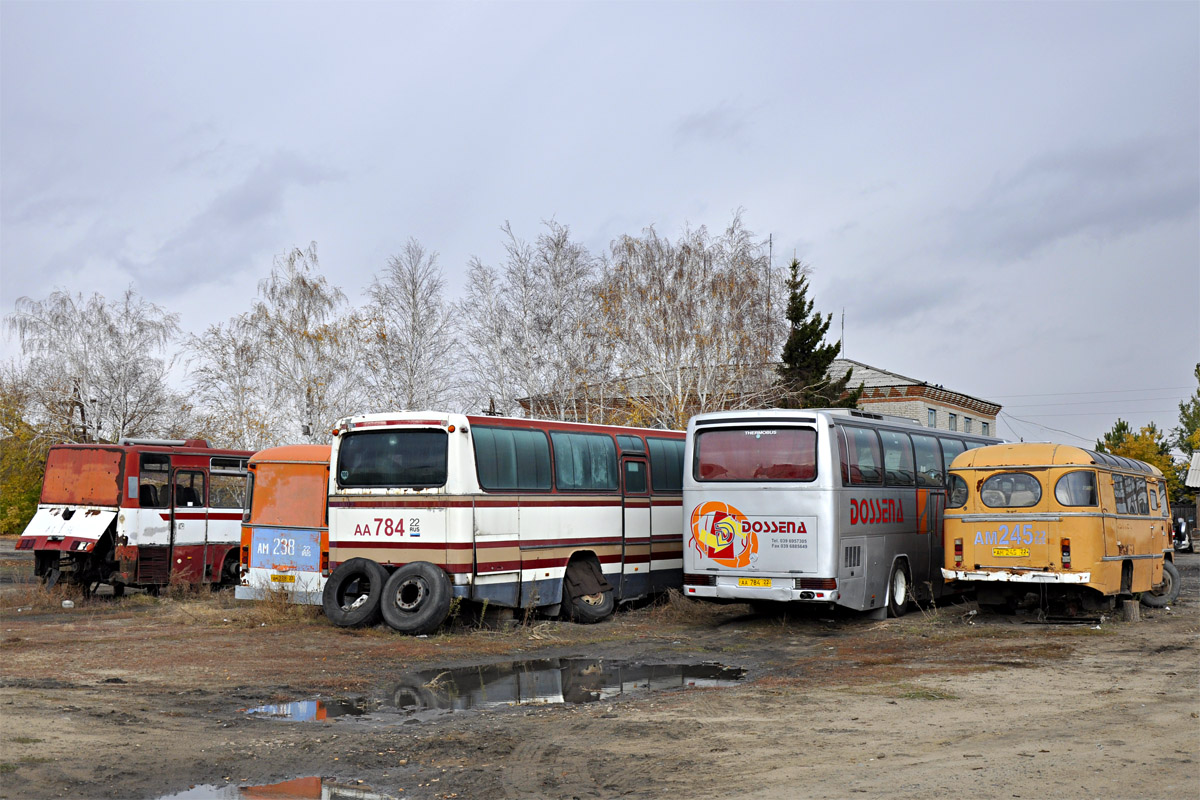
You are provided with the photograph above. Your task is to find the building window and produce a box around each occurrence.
[948,413,958,431]
[982,422,989,436]
[927,408,936,427]
[964,417,972,433]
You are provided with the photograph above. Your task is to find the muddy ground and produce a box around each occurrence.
[1,542,1197,800]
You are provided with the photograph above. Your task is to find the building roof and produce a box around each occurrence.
[831,358,1001,415]
[1187,453,1200,488]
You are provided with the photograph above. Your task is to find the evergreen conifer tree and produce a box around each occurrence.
[776,258,861,409]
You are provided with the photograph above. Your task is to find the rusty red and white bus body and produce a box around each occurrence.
[322,411,685,633]
[18,439,251,594]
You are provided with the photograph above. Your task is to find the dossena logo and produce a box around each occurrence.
[689,501,757,568]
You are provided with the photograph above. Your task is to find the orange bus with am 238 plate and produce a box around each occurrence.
[942,442,1180,614]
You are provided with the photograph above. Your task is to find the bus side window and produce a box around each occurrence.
[843,427,882,485]
[648,437,684,493]
[879,430,914,486]
[1148,481,1159,512]
[911,434,944,487]
[551,432,618,492]
[939,438,965,477]
[1054,470,1097,507]
[1135,477,1149,515]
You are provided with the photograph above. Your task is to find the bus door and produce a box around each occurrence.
[171,469,208,582]
[620,457,651,599]
[921,488,946,591]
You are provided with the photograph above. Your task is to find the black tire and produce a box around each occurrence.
[322,558,387,627]
[112,582,125,598]
[1140,560,1181,608]
[887,560,911,618]
[379,562,452,635]
[563,560,615,624]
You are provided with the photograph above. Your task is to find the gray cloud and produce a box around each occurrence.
[146,151,338,291]
[673,102,750,149]
[951,134,1200,260]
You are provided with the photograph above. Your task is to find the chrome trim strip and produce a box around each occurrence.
[1100,554,1161,561]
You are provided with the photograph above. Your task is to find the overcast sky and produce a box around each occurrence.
[2,0,1197,448]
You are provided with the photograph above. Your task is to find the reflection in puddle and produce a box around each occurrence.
[244,698,370,722]
[156,776,392,799]
[243,658,745,723]
[394,659,746,710]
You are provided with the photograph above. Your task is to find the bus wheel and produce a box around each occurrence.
[563,559,615,624]
[1140,560,1181,608]
[887,561,911,618]
[322,558,387,627]
[379,562,452,635]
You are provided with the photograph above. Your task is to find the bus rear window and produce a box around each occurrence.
[40,447,123,506]
[337,430,448,488]
[694,427,817,482]
[980,472,1042,508]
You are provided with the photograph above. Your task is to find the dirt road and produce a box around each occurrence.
[1,544,1197,800]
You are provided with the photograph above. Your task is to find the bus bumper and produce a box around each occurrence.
[683,584,838,603]
[941,568,1091,584]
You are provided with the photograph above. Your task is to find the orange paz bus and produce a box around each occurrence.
[942,443,1180,614]
[236,444,331,605]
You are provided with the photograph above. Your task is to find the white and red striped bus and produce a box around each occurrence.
[321,412,686,634]
[18,439,252,595]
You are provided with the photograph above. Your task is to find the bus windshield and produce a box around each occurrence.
[694,427,817,482]
[336,430,448,488]
[40,447,124,506]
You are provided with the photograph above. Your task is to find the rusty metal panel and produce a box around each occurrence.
[39,446,123,506]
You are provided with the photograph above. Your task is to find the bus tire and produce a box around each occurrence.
[379,562,452,635]
[1140,560,1181,608]
[563,559,615,624]
[887,560,911,618]
[322,558,387,628]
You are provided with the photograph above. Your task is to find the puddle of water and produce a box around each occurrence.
[244,658,745,723]
[156,776,392,799]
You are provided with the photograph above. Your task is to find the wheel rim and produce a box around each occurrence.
[580,592,605,607]
[395,577,428,611]
[892,569,907,605]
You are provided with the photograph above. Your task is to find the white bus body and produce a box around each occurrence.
[682,409,999,616]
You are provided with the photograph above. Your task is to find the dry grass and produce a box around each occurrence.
[643,589,737,626]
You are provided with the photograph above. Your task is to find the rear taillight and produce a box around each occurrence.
[241,545,249,567]
[1061,538,1071,568]
[321,551,330,577]
[954,538,963,567]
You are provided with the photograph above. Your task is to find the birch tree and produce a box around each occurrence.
[250,243,363,443]
[185,314,275,450]
[598,213,785,429]
[5,288,183,442]
[361,239,457,412]
[459,221,608,421]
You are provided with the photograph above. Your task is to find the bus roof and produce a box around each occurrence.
[249,444,331,465]
[951,442,1162,476]
[336,410,682,437]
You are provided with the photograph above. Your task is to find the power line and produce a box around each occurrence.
[1004,409,1180,418]
[999,411,1093,445]
[1003,395,1186,409]
[985,385,1191,399]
